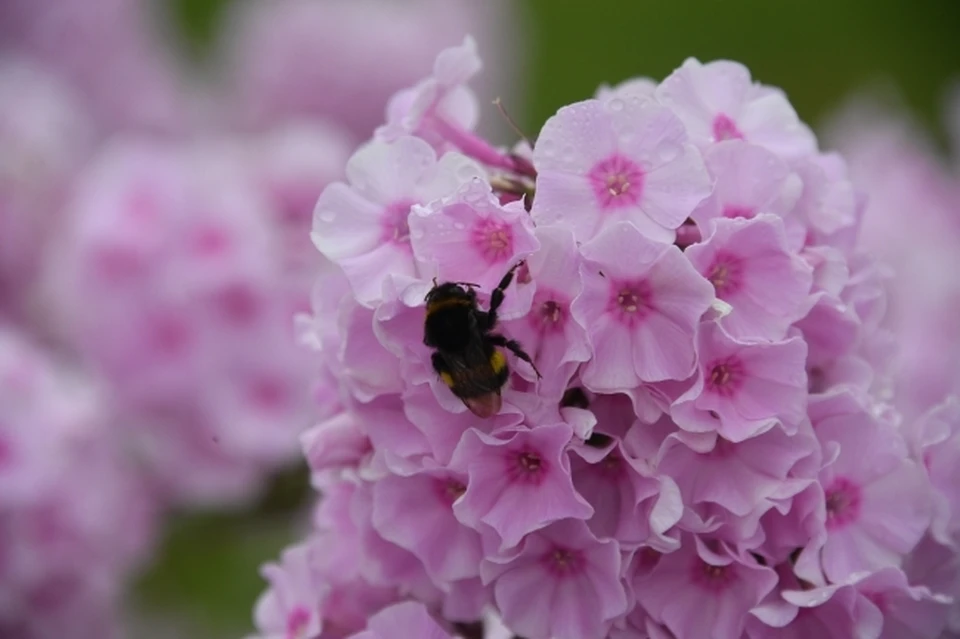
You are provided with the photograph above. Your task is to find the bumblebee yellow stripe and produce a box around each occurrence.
[490,350,507,374]
[439,371,455,388]
[426,297,472,316]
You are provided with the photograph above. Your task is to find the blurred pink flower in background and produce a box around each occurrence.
[0,0,190,133]
[0,326,158,639]
[0,59,95,323]
[217,0,523,140]
[824,96,960,418]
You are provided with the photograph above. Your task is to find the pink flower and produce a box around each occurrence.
[501,226,591,399]
[685,215,813,340]
[657,423,817,519]
[907,398,960,545]
[312,136,485,306]
[571,438,684,550]
[656,58,817,158]
[451,423,593,550]
[811,391,931,582]
[855,567,952,639]
[689,140,801,231]
[573,221,715,391]
[409,177,540,304]
[348,601,453,639]
[371,468,482,583]
[378,36,481,148]
[633,535,778,639]
[595,77,657,102]
[481,519,628,639]
[671,321,808,442]
[253,543,327,639]
[531,97,712,242]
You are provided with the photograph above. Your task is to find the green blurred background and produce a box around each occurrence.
[143,1,960,636]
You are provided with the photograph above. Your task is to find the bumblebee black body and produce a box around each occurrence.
[423,262,540,417]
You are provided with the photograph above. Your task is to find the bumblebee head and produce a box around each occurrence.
[425,281,476,314]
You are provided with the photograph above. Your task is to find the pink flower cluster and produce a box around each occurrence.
[252,41,960,639]
[0,325,157,639]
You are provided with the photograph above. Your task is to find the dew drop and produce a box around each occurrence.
[656,145,681,164]
[457,164,479,181]
[538,139,557,157]
[608,98,625,112]
[317,210,336,223]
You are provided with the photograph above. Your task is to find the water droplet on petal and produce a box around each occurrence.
[317,210,336,223]
[608,98,625,112]
[656,145,681,164]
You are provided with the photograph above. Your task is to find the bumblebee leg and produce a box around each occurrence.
[484,261,525,329]
[489,333,542,379]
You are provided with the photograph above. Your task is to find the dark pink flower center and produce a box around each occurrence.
[471,218,514,264]
[381,199,416,247]
[691,559,737,592]
[712,114,744,142]
[706,253,744,296]
[608,280,652,328]
[807,366,827,394]
[721,205,756,219]
[93,245,145,282]
[705,357,744,397]
[675,219,702,249]
[285,605,311,639]
[249,377,288,412]
[635,547,662,575]
[530,292,567,334]
[588,154,645,210]
[124,186,160,223]
[147,314,192,356]
[273,184,320,227]
[543,547,585,577]
[598,452,626,479]
[508,449,547,485]
[191,225,232,257]
[216,283,261,325]
[863,590,887,611]
[435,478,467,505]
[824,476,862,529]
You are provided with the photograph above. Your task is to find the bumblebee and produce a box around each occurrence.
[423,261,541,418]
